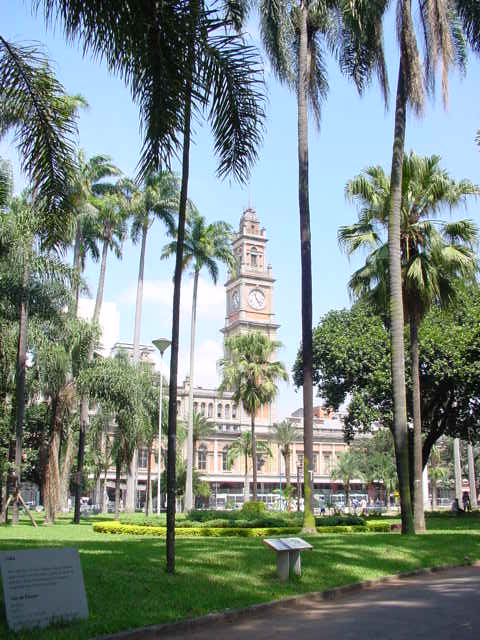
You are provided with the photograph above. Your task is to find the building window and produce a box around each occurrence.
[232,404,237,418]
[256,455,265,472]
[222,446,229,471]
[323,454,331,474]
[312,453,318,472]
[138,448,148,469]
[194,401,198,413]
[225,404,230,419]
[250,247,258,267]
[176,400,181,415]
[197,446,207,471]
[200,402,206,416]
[208,403,213,418]
[297,453,304,470]
[217,403,223,418]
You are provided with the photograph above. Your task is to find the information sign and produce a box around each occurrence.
[0,547,89,632]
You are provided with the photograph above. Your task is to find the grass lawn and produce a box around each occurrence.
[0,512,479,639]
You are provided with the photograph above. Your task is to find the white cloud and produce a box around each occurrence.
[119,276,225,320]
[77,298,120,356]
[150,338,223,389]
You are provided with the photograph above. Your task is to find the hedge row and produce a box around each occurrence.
[93,521,390,537]
[119,514,366,529]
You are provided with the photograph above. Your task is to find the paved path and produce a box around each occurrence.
[158,565,480,640]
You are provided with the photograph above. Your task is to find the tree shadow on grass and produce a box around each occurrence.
[0,530,479,640]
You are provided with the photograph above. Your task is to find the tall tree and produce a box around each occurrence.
[219,332,287,501]
[39,0,265,573]
[0,196,78,523]
[162,212,235,511]
[331,451,362,508]
[227,432,272,503]
[379,0,467,535]
[257,0,388,532]
[272,420,297,507]
[339,152,478,531]
[129,172,179,362]
[74,183,128,523]
[70,152,121,316]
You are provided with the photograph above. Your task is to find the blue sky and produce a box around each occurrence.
[2,3,480,418]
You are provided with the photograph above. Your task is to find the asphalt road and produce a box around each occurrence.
[157,565,480,640]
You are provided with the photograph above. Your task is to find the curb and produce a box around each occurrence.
[94,560,480,640]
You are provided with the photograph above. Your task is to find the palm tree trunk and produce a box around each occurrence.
[431,477,437,510]
[45,398,61,524]
[74,234,110,524]
[453,437,462,504]
[114,458,121,520]
[244,451,249,503]
[388,58,414,535]
[297,0,315,533]
[410,314,425,532]
[145,444,152,516]
[12,262,29,526]
[166,39,194,573]
[133,220,148,362]
[59,426,77,511]
[72,221,82,318]
[251,413,258,501]
[284,447,291,512]
[468,443,477,509]
[185,268,200,512]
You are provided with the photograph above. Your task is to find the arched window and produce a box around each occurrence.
[208,403,213,418]
[200,402,206,416]
[176,400,181,415]
[197,445,207,471]
[232,404,237,419]
[250,246,258,267]
[225,404,230,419]
[217,403,223,418]
[193,401,198,413]
[222,446,229,471]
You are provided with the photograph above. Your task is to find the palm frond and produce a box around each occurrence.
[203,31,266,183]
[0,37,78,246]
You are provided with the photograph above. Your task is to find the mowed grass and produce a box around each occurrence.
[0,512,479,639]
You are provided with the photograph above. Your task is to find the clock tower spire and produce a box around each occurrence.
[222,208,279,344]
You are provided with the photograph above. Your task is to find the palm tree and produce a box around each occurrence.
[162,212,235,511]
[227,432,272,503]
[331,451,363,508]
[0,160,12,209]
[219,332,287,501]
[339,152,479,531]
[0,37,78,245]
[456,1,480,52]
[379,0,468,535]
[74,184,129,523]
[70,152,122,316]
[0,195,78,524]
[40,0,265,574]
[272,420,298,506]
[129,172,179,362]
[428,446,450,510]
[257,0,388,533]
[192,411,216,465]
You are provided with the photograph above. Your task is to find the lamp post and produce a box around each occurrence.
[153,338,171,516]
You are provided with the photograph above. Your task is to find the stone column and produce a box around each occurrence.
[453,438,463,504]
[468,443,478,509]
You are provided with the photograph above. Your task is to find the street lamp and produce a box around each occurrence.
[153,338,171,516]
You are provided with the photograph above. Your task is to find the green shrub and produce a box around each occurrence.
[315,515,366,527]
[240,501,267,518]
[93,520,391,537]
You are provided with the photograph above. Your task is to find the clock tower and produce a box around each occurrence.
[222,208,279,345]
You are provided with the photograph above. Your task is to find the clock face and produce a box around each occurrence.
[231,289,240,311]
[248,288,266,310]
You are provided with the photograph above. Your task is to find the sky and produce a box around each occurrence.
[2,2,480,418]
